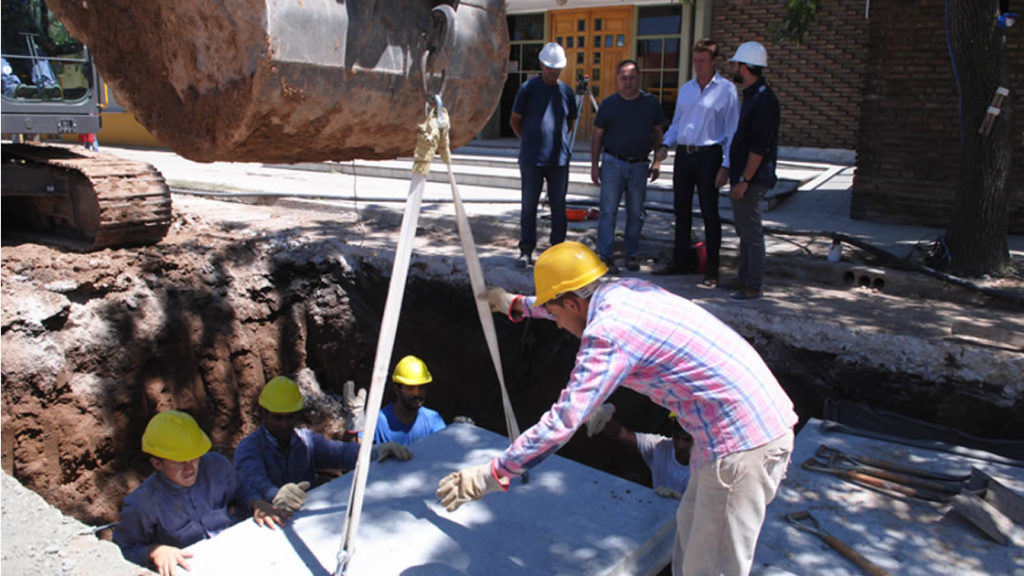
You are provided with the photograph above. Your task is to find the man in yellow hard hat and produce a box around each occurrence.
[374,355,447,446]
[113,410,258,576]
[235,376,413,525]
[442,241,796,576]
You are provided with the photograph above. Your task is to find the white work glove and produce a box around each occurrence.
[479,286,516,316]
[584,403,616,437]
[372,442,413,462]
[436,462,509,512]
[654,486,683,499]
[272,481,311,512]
[342,381,366,434]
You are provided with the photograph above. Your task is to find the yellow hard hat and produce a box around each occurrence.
[141,410,212,462]
[533,241,608,305]
[392,355,432,386]
[258,376,304,413]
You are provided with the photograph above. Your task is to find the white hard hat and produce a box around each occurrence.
[730,41,768,68]
[539,42,567,69]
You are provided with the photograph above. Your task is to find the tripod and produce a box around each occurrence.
[568,74,601,155]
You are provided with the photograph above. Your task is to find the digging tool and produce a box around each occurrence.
[785,511,892,576]
[816,444,970,483]
[949,467,1024,546]
[802,457,954,502]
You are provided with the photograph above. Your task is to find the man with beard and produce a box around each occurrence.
[726,41,780,301]
[374,355,447,446]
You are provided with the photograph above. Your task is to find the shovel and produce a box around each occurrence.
[786,511,893,576]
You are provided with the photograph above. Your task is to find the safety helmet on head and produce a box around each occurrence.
[730,41,768,68]
[538,42,567,69]
[259,376,304,413]
[142,410,212,462]
[533,241,608,305]
[392,355,433,386]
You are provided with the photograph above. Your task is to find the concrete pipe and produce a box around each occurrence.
[48,0,509,164]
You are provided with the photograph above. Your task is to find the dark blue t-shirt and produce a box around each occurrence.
[594,91,666,158]
[512,75,578,166]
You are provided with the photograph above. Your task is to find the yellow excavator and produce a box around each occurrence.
[2,0,508,249]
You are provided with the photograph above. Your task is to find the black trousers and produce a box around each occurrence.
[671,147,722,277]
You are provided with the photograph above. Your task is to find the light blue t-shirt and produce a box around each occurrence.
[374,404,446,446]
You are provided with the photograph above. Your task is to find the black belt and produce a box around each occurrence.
[607,152,648,163]
[676,144,721,154]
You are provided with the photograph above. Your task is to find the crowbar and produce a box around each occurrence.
[786,511,892,576]
[802,457,954,502]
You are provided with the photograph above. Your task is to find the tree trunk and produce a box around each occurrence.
[944,1,1013,277]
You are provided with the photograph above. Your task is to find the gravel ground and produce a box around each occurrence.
[2,472,148,575]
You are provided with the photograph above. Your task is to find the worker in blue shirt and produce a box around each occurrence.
[235,376,412,523]
[374,355,447,446]
[113,410,259,576]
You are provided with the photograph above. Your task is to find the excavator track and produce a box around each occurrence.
[2,143,171,250]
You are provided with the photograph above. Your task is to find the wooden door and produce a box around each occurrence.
[550,7,633,146]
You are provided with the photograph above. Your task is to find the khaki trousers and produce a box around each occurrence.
[672,430,794,576]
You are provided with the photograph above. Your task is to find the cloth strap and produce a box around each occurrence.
[336,101,521,575]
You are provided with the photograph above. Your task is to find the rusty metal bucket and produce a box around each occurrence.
[48,0,509,163]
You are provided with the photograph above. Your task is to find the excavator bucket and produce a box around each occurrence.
[46,0,509,164]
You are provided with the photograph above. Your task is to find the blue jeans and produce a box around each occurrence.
[519,164,569,255]
[598,153,648,260]
[730,183,767,290]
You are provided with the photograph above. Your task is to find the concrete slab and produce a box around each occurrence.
[184,423,677,576]
[753,419,1024,576]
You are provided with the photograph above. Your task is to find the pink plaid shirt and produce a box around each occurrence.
[494,278,796,477]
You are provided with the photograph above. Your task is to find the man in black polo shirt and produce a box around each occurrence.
[727,41,780,301]
[590,59,666,273]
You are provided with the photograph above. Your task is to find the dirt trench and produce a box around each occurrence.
[2,201,1022,528]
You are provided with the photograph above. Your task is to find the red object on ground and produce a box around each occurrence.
[695,241,707,273]
[566,208,588,221]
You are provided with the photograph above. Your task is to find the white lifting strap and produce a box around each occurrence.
[335,99,521,576]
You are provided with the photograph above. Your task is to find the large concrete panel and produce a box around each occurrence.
[185,423,677,575]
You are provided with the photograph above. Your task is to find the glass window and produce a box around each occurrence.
[592,69,600,82]
[663,38,680,71]
[577,19,586,32]
[508,13,545,41]
[605,35,613,47]
[577,52,584,65]
[594,52,601,64]
[594,35,601,49]
[594,19,603,31]
[616,35,625,47]
[578,36,585,48]
[556,36,563,46]
[522,43,541,71]
[637,39,663,70]
[637,5,682,36]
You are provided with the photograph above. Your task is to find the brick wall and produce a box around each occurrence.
[711,0,869,150]
[712,0,1023,233]
[849,0,1024,233]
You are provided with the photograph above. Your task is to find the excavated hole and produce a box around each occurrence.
[3,257,1021,531]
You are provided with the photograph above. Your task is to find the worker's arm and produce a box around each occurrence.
[233,431,282,508]
[590,126,605,185]
[480,287,554,322]
[730,151,763,200]
[649,124,665,182]
[509,112,523,139]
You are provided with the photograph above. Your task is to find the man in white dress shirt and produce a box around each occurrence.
[653,38,738,287]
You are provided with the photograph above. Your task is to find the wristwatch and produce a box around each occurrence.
[737,175,748,184]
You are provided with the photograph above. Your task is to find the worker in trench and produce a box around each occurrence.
[113,410,276,576]
[374,355,447,446]
[584,404,693,499]
[437,241,797,576]
[234,376,414,526]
